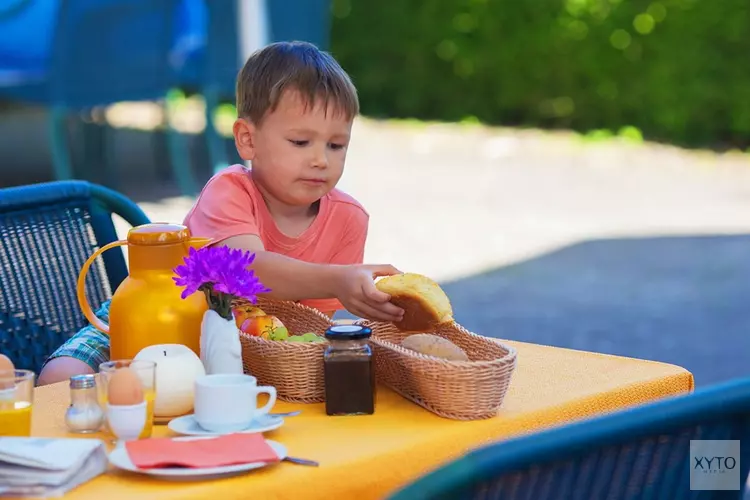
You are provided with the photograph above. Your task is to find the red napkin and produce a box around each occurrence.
[125,433,280,469]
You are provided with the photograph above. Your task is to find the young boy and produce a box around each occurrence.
[37,41,404,385]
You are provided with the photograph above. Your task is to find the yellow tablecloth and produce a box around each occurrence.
[29,340,693,500]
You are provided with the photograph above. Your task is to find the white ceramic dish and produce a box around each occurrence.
[108,437,287,480]
[167,413,284,436]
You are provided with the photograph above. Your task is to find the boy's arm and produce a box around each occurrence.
[219,234,404,322]
[221,234,340,300]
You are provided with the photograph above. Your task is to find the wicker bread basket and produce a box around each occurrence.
[362,320,518,420]
[236,297,334,403]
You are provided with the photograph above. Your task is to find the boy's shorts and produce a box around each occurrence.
[43,301,111,371]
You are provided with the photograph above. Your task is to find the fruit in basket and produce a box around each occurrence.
[301,332,325,343]
[375,273,453,332]
[400,334,469,361]
[269,327,290,341]
[286,332,326,343]
[233,305,266,329]
[239,314,288,340]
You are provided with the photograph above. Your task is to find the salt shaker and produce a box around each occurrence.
[65,374,104,433]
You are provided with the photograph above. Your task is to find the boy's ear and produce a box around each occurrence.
[233,118,256,161]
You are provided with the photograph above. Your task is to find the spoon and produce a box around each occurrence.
[284,456,319,467]
[270,410,302,418]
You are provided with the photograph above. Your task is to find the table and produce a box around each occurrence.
[30,340,694,499]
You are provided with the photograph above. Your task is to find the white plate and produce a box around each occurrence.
[108,437,287,480]
[167,413,284,436]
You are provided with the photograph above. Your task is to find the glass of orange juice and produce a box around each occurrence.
[0,369,35,437]
[97,360,156,439]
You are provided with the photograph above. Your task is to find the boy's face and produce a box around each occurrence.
[234,89,353,207]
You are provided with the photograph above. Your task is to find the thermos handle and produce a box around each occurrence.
[77,240,128,335]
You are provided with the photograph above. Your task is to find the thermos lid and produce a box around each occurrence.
[127,223,192,245]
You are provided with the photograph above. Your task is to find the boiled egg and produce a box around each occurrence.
[0,354,15,390]
[107,367,145,406]
[0,354,13,373]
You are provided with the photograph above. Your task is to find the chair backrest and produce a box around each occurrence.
[201,0,239,98]
[200,0,334,99]
[0,0,198,107]
[0,180,150,373]
[48,0,184,108]
[388,378,750,499]
[266,0,332,52]
[0,0,56,101]
[170,0,207,91]
[0,0,58,73]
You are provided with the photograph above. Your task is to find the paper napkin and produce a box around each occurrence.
[125,433,280,469]
[0,437,108,497]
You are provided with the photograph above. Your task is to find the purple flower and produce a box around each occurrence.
[173,246,271,304]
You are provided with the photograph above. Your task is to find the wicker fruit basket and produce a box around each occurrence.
[236,297,334,403]
[361,320,518,420]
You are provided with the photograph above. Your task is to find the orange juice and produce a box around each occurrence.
[0,401,32,436]
[140,389,156,438]
[99,388,156,438]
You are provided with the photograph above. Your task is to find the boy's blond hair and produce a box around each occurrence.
[236,41,359,124]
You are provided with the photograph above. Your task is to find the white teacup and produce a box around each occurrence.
[193,374,277,433]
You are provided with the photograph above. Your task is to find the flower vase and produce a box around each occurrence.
[199,309,244,375]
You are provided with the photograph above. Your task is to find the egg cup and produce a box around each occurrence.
[106,401,147,443]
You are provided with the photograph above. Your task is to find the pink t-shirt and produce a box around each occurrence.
[183,165,369,313]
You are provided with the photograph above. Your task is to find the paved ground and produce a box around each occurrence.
[112,118,750,388]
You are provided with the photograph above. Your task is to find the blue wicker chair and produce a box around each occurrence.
[0,180,150,374]
[388,377,750,499]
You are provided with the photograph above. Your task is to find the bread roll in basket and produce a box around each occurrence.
[367,273,517,420]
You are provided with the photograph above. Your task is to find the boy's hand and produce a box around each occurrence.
[333,264,405,322]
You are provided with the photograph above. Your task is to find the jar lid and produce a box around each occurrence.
[324,324,372,340]
[70,374,96,389]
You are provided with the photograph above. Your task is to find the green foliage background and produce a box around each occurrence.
[329,0,750,148]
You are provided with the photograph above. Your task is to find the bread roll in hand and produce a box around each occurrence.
[375,273,453,332]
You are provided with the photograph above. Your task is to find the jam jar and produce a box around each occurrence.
[323,325,376,416]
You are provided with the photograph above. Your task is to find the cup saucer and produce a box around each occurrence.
[167,413,284,436]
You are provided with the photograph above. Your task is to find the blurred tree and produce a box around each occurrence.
[330,0,750,149]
